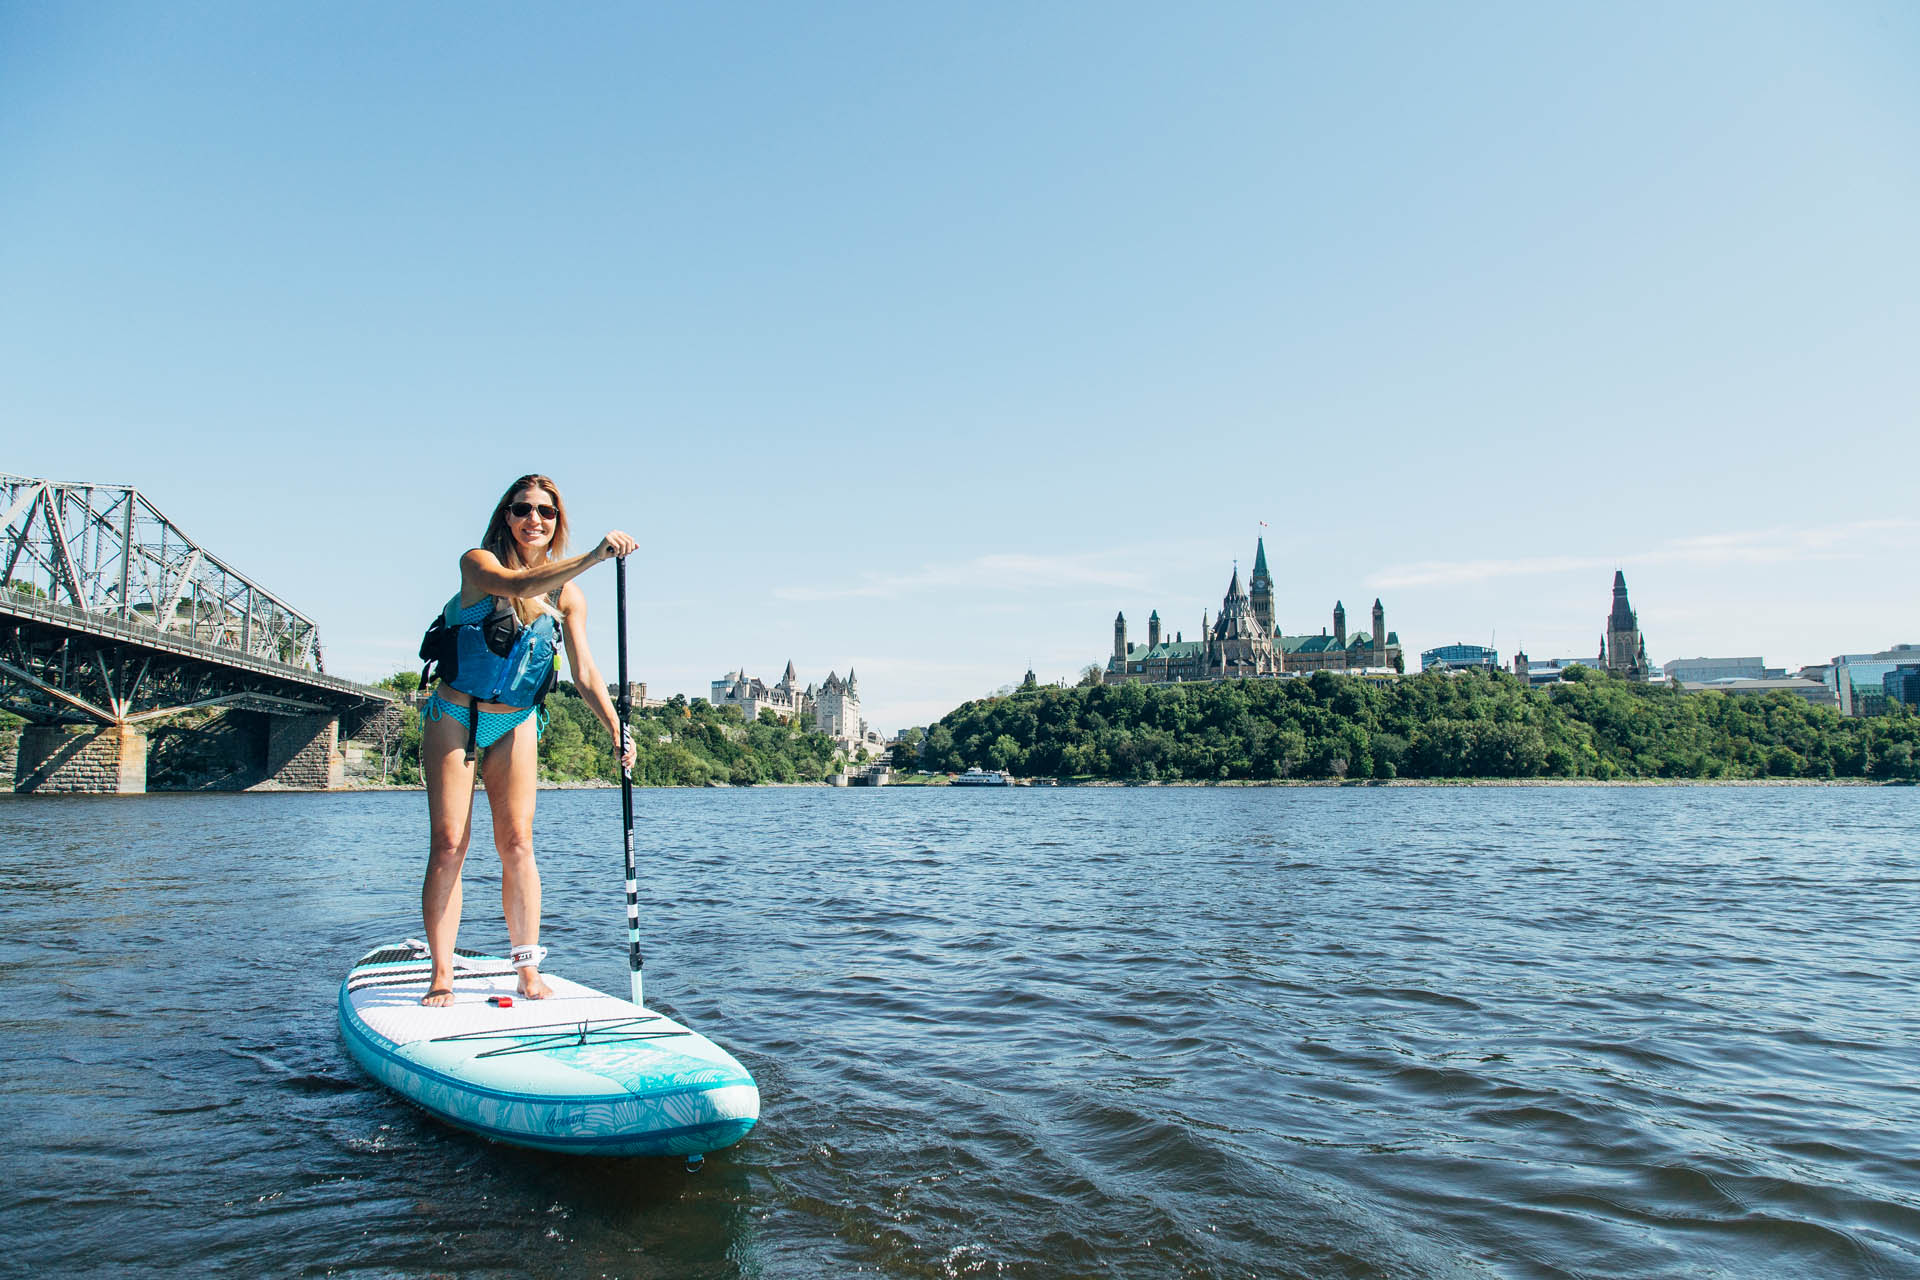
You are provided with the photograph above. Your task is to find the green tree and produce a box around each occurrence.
[378,670,422,694]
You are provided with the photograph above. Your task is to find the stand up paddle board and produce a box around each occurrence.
[338,940,759,1157]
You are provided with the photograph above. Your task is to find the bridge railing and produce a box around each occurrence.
[0,590,390,705]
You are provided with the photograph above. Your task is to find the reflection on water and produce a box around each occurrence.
[3,786,1917,1278]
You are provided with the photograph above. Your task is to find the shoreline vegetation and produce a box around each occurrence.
[3,668,1916,792]
[917,667,1920,784]
[372,678,849,789]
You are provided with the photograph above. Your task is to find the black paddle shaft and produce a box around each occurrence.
[615,555,643,1005]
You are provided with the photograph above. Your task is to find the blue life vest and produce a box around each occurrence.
[437,594,562,709]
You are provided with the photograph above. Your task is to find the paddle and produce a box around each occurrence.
[615,554,643,1007]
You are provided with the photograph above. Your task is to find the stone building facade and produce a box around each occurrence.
[811,669,867,747]
[1105,538,1402,686]
[709,662,877,750]
[711,661,808,724]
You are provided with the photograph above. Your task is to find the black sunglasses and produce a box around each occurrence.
[508,502,558,521]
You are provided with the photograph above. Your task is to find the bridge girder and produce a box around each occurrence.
[0,475,394,727]
[2,474,324,671]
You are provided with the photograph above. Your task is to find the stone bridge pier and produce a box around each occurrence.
[11,710,352,794]
[12,724,151,794]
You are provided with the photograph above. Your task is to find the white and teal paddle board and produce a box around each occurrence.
[338,940,759,1157]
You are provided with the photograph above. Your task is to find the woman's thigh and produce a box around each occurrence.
[423,708,478,848]
[481,713,541,850]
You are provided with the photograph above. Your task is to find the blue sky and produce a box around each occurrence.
[4,2,1916,730]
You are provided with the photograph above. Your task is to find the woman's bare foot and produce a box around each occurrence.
[421,973,456,1007]
[517,966,552,999]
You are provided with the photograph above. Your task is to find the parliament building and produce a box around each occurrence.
[1104,538,1402,686]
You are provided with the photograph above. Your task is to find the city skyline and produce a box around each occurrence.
[5,5,1916,731]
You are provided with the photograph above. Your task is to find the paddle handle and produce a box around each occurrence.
[615,555,643,1008]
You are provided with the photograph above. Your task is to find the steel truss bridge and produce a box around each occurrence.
[1,473,393,729]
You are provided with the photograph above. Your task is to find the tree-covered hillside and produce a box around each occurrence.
[370,676,843,786]
[545,687,842,786]
[915,668,1920,781]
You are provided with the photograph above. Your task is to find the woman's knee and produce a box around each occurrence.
[428,830,469,866]
[495,829,536,864]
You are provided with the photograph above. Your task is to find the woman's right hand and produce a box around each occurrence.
[596,531,639,562]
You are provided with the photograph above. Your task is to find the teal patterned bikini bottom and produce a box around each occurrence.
[424,691,547,751]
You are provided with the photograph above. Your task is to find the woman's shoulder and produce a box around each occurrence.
[555,579,587,617]
[455,549,497,609]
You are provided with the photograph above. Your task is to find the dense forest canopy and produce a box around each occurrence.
[913,668,1920,782]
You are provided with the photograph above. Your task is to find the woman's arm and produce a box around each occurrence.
[559,580,636,770]
[459,531,637,604]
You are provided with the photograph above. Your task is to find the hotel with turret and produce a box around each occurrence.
[1104,538,1402,686]
[710,662,876,750]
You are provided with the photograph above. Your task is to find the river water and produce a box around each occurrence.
[4,786,1917,1278]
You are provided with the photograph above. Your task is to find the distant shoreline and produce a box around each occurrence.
[322,775,1904,792]
[1061,776,1900,788]
[4,777,1905,797]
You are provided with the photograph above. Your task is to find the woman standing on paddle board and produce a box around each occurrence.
[418,474,637,1007]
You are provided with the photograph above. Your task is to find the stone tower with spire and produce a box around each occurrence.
[1209,565,1280,678]
[1372,599,1387,668]
[1333,601,1347,647]
[1249,537,1275,637]
[1603,570,1648,681]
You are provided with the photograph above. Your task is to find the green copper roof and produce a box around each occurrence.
[1252,537,1270,579]
[1280,631,1399,655]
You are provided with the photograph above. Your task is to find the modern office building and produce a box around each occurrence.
[1662,656,1777,684]
[1678,677,1837,708]
[1834,645,1920,716]
[1885,665,1920,712]
[1422,643,1499,672]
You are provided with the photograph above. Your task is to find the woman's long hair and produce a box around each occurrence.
[481,474,570,623]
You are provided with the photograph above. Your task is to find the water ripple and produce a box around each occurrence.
[2,786,1918,1277]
